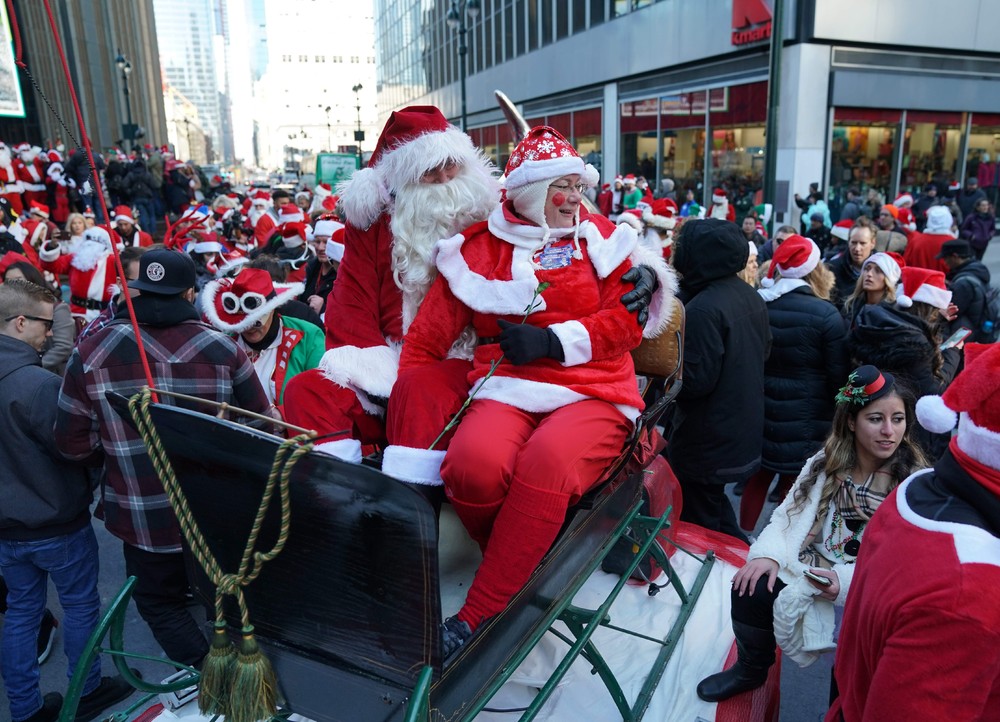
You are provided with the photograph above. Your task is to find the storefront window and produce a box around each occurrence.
[707,82,767,219]
[480,125,499,167]
[573,107,602,179]
[619,99,658,182]
[901,111,964,196]
[966,113,1000,204]
[659,91,708,197]
[829,108,900,214]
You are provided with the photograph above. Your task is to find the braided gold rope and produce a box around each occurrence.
[128,388,312,628]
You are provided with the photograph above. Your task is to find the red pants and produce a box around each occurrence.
[442,399,629,628]
[739,470,796,531]
[282,359,470,473]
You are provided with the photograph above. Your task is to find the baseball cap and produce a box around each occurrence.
[935,239,973,260]
[129,248,197,295]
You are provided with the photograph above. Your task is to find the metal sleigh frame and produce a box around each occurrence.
[62,304,715,722]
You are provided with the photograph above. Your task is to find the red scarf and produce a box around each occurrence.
[950,438,1000,498]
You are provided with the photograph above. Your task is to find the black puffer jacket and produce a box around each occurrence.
[668,219,772,485]
[758,285,849,474]
[827,251,861,312]
[849,303,960,460]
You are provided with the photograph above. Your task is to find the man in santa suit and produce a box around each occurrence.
[308,182,334,216]
[38,226,118,323]
[19,202,59,266]
[45,150,73,225]
[0,142,24,215]
[710,187,736,222]
[14,144,47,208]
[827,342,1000,721]
[247,190,277,248]
[112,206,153,248]
[271,221,312,284]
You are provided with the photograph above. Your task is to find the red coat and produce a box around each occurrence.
[117,229,153,248]
[40,248,117,320]
[400,204,647,419]
[903,231,952,274]
[252,214,276,249]
[0,164,23,215]
[15,157,47,206]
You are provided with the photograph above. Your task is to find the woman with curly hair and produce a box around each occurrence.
[697,366,928,702]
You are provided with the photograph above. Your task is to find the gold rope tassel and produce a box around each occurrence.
[226,625,278,722]
[197,620,236,715]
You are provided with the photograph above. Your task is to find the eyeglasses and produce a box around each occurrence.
[548,183,587,195]
[4,314,54,331]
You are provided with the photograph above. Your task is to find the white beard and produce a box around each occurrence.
[0,150,11,169]
[710,201,729,220]
[389,165,498,326]
[71,239,110,272]
[248,207,267,226]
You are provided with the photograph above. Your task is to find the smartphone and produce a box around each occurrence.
[803,569,832,587]
[940,327,973,351]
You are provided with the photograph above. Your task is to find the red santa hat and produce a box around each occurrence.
[893,193,914,207]
[916,342,1000,470]
[113,205,135,225]
[711,188,727,204]
[761,234,820,288]
[861,252,902,287]
[201,268,304,334]
[622,174,636,186]
[279,221,307,248]
[277,204,304,224]
[47,150,62,163]
[642,197,678,230]
[831,219,853,241]
[28,201,50,219]
[326,225,346,263]
[617,208,644,231]
[83,206,95,219]
[896,266,951,310]
[322,195,337,212]
[251,190,272,207]
[502,126,599,192]
[312,216,343,239]
[314,182,333,199]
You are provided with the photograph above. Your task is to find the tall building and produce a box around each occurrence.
[0,0,168,151]
[375,0,1000,226]
[253,0,380,170]
[152,0,231,162]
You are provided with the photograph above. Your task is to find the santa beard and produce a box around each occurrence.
[0,148,11,168]
[248,206,268,226]
[71,239,110,272]
[389,164,498,305]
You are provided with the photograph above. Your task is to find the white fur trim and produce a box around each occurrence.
[916,395,958,434]
[586,222,638,279]
[617,212,643,231]
[893,194,914,207]
[911,283,952,310]
[114,212,133,225]
[317,343,399,400]
[313,219,343,238]
[895,294,913,309]
[313,438,362,464]
[38,243,60,262]
[896,473,1000,567]
[200,282,305,334]
[712,193,726,204]
[471,374,639,422]
[831,225,851,241]
[627,242,678,339]
[548,320,591,366]
[381,445,446,486]
[778,242,821,279]
[326,239,345,263]
[86,257,110,305]
[955,411,1000,470]
[435,231,546,315]
[505,156,592,192]
[337,167,390,230]
[758,278,809,303]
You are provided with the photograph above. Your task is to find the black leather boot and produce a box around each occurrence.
[696,621,775,702]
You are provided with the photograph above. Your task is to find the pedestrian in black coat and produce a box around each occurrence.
[668,218,771,542]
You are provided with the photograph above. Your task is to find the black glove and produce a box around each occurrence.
[497,319,564,365]
[621,265,659,327]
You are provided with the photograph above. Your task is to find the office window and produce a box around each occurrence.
[573,0,587,32]
[541,0,553,45]
[504,1,515,60]
[556,0,569,40]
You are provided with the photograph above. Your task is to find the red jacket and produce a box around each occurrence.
[903,231,952,274]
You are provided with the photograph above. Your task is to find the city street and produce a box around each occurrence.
[2,227,996,722]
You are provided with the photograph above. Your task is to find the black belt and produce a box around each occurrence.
[71,296,104,311]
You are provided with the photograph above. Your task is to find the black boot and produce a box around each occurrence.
[696,621,775,702]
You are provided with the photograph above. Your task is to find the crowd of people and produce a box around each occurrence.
[0,110,998,722]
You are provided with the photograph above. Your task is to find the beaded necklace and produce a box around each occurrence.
[824,508,863,560]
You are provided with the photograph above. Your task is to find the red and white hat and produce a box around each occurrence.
[917,342,1000,470]
[622,174,636,186]
[831,219,853,242]
[277,204,304,224]
[113,205,135,225]
[202,268,304,334]
[28,200,49,219]
[643,198,678,230]
[83,206,95,219]
[712,188,727,204]
[617,208,644,231]
[314,182,333,199]
[314,218,346,263]
[250,190,272,207]
[279,221,307,248]
[896,266,951,309]
[862,252,902,287]
[503,126,599,192]
[893,193,914,207]
[761,234,820,287]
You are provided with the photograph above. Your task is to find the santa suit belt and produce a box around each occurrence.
[3,183,20,193]
[71,296,105,311]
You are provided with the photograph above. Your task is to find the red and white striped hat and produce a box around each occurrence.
[761,234,820,288]
[896,266,951,310]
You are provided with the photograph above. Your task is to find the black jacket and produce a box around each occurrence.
[827,251,860,312]
[0,335,93,540]
[759,286,849,474]
[947,260,991,342]
[668,219,772,484]
[849,304,960,460]
[124,159,155,200]
[300,257,337,314]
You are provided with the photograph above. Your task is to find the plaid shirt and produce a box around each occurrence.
[56,316,270,552]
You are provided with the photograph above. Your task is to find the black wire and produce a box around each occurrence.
[482,706,531,713]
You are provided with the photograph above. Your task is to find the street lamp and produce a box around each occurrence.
[114,49,134,151]
[324,105,332,152]
[446,0,480,131]
[352,84,364,165]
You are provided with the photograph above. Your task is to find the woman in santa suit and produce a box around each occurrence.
[397,127,675,657]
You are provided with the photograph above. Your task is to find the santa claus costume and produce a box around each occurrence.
[38,226,118,322]
[201,268,324,412]
[20,201,58,263]
[0,143,24,215]
[273,221,312,284]
[828,343,1000,721]
[45,150,72,224]
[14,144,48,208]
[248,190,277,248]
[112,205,153,248]
[641,197,678,260]
[710,187,736,222]
[308,182,334,216]
[397,126,675,654]
[282,105,500,467]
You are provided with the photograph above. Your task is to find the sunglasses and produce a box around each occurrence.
[4,314,54,331]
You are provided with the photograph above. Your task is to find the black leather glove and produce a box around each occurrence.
[620,265,659,327]
[497,319,565,365]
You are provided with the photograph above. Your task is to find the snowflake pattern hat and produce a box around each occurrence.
[503,126,599,192]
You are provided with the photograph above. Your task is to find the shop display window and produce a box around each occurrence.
[659,91,709,196]
[619,98,658,182]
[901,111,963,196]
[706,82,767,219]
[573,107,602,178]
[965,113,1000,204]
[829,108,901,212]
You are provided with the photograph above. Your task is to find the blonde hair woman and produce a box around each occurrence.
[842,252,901,323]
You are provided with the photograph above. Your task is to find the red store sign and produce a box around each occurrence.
[732,0,772,46]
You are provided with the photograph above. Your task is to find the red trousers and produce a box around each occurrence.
[442,399,629,628]
[739,469,796,532]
